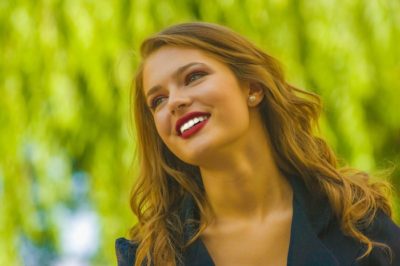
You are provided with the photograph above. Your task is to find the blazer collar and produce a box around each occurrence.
[287,175,339,266]
[287,174,333,235]
[182,175,340,266]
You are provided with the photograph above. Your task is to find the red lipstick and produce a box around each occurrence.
[175,112,210,138]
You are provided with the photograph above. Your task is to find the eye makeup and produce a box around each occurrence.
[145,63,213,111]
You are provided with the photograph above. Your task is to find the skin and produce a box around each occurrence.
[143,46,293,266]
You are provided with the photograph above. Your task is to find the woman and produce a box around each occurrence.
[116,22,400,266]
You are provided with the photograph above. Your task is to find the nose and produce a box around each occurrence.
[167,90,192,115]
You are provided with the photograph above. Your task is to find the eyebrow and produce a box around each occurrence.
[145,62,205,99]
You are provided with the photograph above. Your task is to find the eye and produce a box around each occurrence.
[150,96,167,110]
[185,71,207,85]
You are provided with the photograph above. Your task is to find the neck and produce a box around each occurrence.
[199,124,292,224]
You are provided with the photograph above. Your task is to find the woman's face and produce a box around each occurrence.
[142,46,255,165]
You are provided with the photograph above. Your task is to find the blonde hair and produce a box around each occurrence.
[130,22,392,266]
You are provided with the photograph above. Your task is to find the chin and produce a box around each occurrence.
[174,143,213,166]
[182,146,225,168]
[171,131,236,166]
[178,151,208,166]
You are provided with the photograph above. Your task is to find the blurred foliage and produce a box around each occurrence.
[0,0,399,265]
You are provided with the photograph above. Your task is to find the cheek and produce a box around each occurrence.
[212,87,248,115]
[210,75,246,104]
[213,91,250,130]
[153,112,170,139]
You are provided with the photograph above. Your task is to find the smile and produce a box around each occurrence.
[175,111,211,139]
[180,116,208,134]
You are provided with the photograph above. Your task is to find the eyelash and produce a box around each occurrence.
[184,71,207,85]
[149,71,208,110]
[150,96,167,110]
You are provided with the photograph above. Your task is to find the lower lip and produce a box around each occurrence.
[180,119,209,139]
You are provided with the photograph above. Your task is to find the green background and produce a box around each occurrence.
[1,0,399,265]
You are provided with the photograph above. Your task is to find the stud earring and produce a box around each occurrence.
[248,95,256,103]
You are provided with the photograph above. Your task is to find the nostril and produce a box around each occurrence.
[172,102,189,113]
[177,104,186,110]
[168,95,192,114]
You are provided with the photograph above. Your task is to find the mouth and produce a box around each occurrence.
[175,112,211,139]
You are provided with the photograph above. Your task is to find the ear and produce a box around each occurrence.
[247,82,265,107]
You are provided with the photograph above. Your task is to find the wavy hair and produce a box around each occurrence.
[129,22,393,266]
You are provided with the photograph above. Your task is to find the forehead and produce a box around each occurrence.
[142,46,222,92]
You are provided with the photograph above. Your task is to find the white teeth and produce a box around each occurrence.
[180,116,208,134]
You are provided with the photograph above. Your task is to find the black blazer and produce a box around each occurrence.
[116,176,400,265]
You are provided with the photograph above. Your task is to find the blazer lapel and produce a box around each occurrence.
[183,238,215,266]
[287,195,339,266]
[181,195,215,266]
[287,175,339,266]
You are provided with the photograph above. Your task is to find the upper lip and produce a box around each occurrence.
[175,111,211,134]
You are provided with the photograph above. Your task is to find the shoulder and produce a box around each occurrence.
[367,211,400,246]
[317,209,400,266]
[115,237,138,266]
[359,211,400,265]
[290,174,400,265]
[323,210,400,266]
